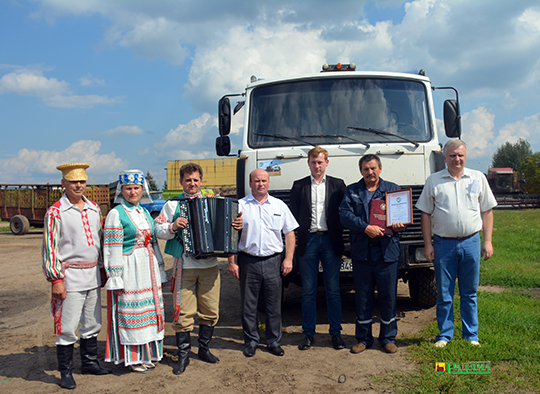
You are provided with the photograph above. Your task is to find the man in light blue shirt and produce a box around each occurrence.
[229,169,298,358]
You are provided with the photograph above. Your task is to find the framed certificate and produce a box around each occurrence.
[385,188,413,226]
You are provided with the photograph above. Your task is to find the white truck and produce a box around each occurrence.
[215,63,461,306]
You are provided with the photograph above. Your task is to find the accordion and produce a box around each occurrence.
[176,197,239,258]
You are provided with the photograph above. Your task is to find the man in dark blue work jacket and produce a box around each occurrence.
[339,154,404,354]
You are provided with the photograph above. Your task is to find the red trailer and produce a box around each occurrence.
[487,167,522,195]
[0,184,111,235]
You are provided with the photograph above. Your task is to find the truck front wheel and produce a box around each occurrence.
[408,267,437,307]
[10,215,30,235]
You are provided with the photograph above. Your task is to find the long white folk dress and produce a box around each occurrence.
[103,200,167,366]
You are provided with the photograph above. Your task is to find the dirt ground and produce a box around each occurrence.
[0,227,437,393]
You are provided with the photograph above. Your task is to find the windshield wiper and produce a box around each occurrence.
[300,134,370,148]
[253,132,315,147]
[347,126,419,148]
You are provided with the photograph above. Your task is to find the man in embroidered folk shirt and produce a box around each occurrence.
[42,163,111,390]
[228,169,299,358]
[155,163,243,375]
[339,155,404,355]
[290,146,347,351]
[416,139,497,348]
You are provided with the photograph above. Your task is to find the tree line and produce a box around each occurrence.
[491,138,540,193]
[144,171,167,192]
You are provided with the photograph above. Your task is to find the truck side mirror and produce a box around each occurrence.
[216,135,231,156]
[219,97,231,136]
[443,99,461,139]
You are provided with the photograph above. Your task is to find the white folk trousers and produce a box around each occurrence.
[56,288,102,345]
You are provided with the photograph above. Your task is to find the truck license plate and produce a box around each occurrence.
[318,258,353,272]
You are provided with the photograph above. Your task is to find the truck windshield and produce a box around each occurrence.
[248,77,431,148]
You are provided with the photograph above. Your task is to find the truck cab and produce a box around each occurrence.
[216,64,461,306]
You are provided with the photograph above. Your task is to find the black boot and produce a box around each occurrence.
[80,337,112,375]
[57,344,76,389]
[173,332,190,375]
[198,325,219,364]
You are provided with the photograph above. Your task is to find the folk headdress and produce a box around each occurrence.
[114,169,153,204]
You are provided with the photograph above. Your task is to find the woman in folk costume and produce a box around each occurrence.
[103,170,167,373]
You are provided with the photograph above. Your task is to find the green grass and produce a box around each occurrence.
[397,292,540,393]
[394,209,540,394]
[480,210,540,288]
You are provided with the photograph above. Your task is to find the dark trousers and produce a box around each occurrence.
[299,234,342,336]
[238,252,283,347]
[352,246,399,346]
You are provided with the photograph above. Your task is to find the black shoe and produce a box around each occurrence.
[57,345,76,389]
[198,325,219,364]
[298,335,314,350]
[173,332,191,375]
[80,337,112,375]
[332,334,346,350]
[243,345,257,357]
[267,345,284,357]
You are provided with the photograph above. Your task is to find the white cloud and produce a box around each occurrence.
[460,107,495,160]
[29,0,115,24]
[0,70,69,97]
[0,68,119,108]
[19,0,540,174]
[30,0,540,114]
[497,113,540,147]
[497,91,519,114]
[178,1,540,114]
[185,24,327,111]
[0,140,127,183]
[105,17,188,65]
[518,8,540,36]
[44,94,118,108]
[80,75,106,86]
[102,125,148,136]
[403,0,439,22]
[395,1,540,94]
[148,113,216,158]
[457,108,540,170]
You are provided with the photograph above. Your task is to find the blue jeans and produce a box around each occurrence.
[299,234,342,337]
[433,233,481,343]
[352,248,399,346]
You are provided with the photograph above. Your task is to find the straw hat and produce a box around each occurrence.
[56,163,90,181]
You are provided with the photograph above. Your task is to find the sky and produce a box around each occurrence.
[2,0,540,187]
